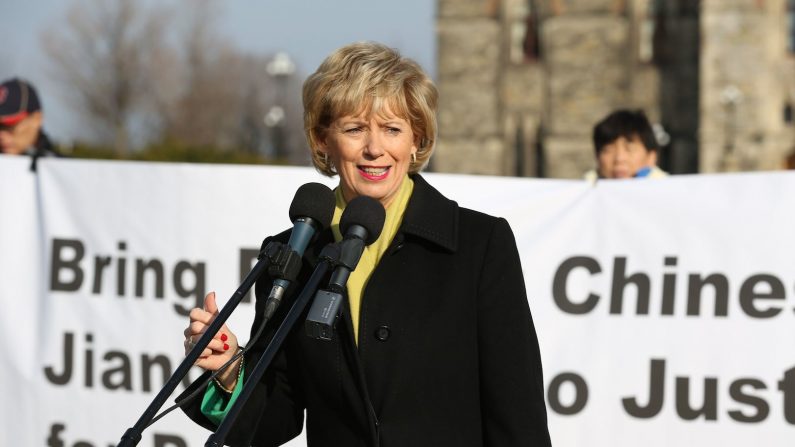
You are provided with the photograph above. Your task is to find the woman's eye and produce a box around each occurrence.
[386,127,401,134]
[345,127,363,134]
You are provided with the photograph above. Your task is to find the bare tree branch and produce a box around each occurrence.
[43,0,172,155]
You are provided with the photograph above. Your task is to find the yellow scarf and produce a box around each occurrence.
[331,176,414,344]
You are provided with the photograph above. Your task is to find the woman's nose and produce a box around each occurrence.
[363,131,385,158]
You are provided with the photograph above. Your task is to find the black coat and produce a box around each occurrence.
[182,174,551,447]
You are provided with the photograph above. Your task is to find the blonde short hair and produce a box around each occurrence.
[303,42,438,176]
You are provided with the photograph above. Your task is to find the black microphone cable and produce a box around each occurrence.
[146,312,270,427]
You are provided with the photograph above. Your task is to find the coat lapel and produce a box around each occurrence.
[400,174,459,253]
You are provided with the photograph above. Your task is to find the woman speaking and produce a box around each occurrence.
[181,41,551,447]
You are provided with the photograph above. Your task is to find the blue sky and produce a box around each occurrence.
[0,0,436,143]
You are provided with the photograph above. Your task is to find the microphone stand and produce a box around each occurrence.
[116,241,300,447]
[205,243,341,447]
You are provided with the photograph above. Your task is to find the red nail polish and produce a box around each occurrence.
[221,333,228,342]
[223,343,229,351]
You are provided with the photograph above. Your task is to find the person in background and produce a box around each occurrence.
[0,78,60,159]
[585,109,668,181]
[178,42,551,447]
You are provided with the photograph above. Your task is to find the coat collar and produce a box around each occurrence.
[400,174,459,253]
[304,173,460,264]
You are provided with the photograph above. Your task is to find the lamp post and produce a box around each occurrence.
[264,52,296,160]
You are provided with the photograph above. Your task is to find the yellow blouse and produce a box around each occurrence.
[331,176,414,344]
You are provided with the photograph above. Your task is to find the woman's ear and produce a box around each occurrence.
[415,134,425,149]
[314,128,328,151]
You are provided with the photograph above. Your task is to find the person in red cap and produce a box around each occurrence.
[0,78,60,157]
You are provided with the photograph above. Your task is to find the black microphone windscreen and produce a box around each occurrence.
[340,196,386,245]
[288,183,335,229]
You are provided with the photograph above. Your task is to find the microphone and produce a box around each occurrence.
[306,195,385,340]
[262,182,335,319]
[329,195,385,290]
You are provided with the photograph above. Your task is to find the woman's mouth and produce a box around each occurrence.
[358,166,390,180]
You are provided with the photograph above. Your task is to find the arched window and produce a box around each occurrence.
[509,0,540,64]
[639,0,663,64]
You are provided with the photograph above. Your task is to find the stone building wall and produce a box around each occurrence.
[434,0,795,178]
[540,11,635,178]
[700,0,795,172]
[435,0,504,174]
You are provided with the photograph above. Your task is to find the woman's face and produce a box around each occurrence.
[320,106,417,208]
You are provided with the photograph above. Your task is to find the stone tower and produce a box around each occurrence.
[434,0,795,178]
[699,0,795,173]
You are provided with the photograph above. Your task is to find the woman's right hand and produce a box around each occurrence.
[183,291,242,387]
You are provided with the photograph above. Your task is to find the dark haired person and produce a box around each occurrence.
[585,109,668,181]
[0,78,60,159]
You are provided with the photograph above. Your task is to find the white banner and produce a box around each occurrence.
[1,156,792,446]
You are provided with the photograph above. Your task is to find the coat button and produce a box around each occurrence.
[375,325,391,342]
[389,235,405,254]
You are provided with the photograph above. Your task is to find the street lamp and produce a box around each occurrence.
[264,52,296,160]
[266,52,296,79]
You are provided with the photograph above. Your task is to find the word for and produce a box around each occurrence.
[553,256,793,318]
[47,423,187,447]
